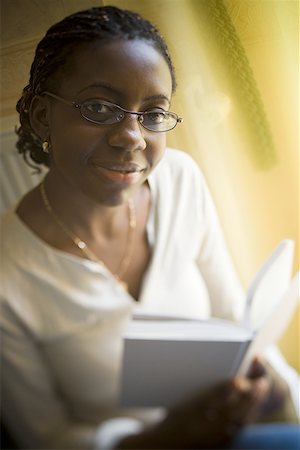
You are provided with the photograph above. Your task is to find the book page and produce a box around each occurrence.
[243,240,294,330]
[125,318,252,341]
[238,271,299,375]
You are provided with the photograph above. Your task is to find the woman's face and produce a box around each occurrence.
[45,39,173,206]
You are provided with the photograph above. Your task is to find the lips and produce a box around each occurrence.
[90,160,145,184]
[91,160,144,172]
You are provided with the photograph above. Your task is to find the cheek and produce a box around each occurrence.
[49,122,105,164]
[146,134,167,168]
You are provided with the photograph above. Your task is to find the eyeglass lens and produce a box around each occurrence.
[80,100,179,131]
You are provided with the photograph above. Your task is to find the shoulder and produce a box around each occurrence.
[1,208,37,269]
[148,148,211,228]
[161,147,201,172]
[1,210,24,274]
[1,210,22,303]
[1,208,18,237]
[153,147,204,183]
[151,147,206,195]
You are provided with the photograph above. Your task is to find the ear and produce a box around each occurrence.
[29,95,51,140]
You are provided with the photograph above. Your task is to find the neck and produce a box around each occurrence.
[39,173,144,287]
[43,173,131,240]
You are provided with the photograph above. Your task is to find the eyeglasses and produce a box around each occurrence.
[42,91,183,132]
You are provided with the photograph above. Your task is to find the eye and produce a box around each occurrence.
[83,100,113,114]
[144,110,167,124]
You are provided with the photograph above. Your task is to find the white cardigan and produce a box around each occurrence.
[1,148,298,449]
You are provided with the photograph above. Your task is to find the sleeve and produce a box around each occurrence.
[0,301,144,449]
[195,170,245,321]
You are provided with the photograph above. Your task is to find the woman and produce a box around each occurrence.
[1,6,299,450]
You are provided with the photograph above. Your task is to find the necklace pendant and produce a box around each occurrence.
[76,240,86,249]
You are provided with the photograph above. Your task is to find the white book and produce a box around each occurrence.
[120,240,299,407]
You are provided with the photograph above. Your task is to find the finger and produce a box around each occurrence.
[247,356,267,379]
[222,377,271,423]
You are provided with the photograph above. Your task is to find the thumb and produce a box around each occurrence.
[247,356,267,379]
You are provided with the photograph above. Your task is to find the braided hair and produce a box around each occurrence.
[16,6,176,170]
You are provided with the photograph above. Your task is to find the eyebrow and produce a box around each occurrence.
[76,83,171,105]
[144,94,170,105]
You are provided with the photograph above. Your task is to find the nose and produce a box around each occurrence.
[107,114,147,152]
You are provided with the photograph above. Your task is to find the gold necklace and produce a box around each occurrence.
[40,180,136,290]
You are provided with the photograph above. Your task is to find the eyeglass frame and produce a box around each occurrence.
[41,91,183,132]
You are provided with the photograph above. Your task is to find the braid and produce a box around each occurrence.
[16,6,176,170]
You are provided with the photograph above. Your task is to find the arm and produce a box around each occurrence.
[3,298,268,450]
[0,302,143,449]
[118,375,272,449]
[195,169,245,321]
[118,358,299,449]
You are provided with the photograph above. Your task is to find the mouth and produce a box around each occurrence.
[90,161,146,184]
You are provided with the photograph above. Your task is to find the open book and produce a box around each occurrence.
[120,240,299,407]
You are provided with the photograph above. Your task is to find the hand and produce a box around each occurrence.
[247,356,289,417]
[118,375,270,449]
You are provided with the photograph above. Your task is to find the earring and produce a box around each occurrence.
[42,140,50,154]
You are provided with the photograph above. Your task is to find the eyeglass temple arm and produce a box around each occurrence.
[42,91,78,107]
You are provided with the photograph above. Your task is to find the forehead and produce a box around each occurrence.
[55,39,173,102]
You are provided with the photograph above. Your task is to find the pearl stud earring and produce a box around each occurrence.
[42,140,50,153]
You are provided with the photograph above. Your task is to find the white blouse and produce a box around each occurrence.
[1,148,297,449]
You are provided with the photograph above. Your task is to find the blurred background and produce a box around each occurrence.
[0,0,299,370]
